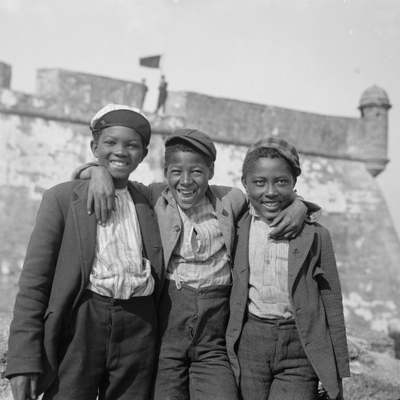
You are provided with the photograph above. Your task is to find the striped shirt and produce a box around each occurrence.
[87,188,154,299]
[168,195,231,289]
[248,203,292,319]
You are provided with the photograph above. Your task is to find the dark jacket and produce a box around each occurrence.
[226,211,350,399]
[6,180,163,394]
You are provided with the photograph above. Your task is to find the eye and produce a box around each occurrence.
[254,180,264,187]
[104,140,115,145]
[277,179,288,186]
[192,169,203,175]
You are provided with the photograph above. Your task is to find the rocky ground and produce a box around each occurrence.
[0,313,12,400]
[1,313,399,400]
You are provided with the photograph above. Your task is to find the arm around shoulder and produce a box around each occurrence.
[294,193,321,222]
[70,162,99,180]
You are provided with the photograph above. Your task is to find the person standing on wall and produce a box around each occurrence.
[139,78,148,110]
[155,75,168,114]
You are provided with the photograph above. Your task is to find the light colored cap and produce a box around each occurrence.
[90,104,151,146]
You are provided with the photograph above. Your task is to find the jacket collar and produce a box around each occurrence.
[288,223,315,290]
[160,185,233,252]
[234,211,252,281]
[234,213,316,289]
[73,180,92,200]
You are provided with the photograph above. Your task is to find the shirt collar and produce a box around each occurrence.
[249,202,259,217]
[249,202,273,225]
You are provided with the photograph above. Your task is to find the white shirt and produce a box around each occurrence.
[88,188,154,299]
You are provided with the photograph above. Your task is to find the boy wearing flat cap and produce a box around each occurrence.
[227,137,349,400]
[6,104,163,400]
[75,129,320,400]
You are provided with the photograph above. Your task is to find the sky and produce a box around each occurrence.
[1,0,399,238]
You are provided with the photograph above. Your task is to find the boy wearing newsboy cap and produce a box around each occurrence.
[6,104,163,400]
[227,137,349,400]
[75,128,320,400]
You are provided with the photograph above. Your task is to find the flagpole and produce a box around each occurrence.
[160,53,165,75]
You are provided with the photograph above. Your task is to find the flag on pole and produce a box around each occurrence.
[139,55,161,69]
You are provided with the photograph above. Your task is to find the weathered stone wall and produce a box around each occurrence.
[165,91,389,176]
[0,61,399,339]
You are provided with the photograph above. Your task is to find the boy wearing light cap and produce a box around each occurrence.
[76,129,320,400]
[227,137,349,400]
[6,104,163,400]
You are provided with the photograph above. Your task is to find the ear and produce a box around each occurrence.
[241,175,248,192]
[90,140,98,158]
[164,164,168,179]
[140,147,148,162]
[208,162,215,180]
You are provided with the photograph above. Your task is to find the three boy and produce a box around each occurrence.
[7,103,319,400]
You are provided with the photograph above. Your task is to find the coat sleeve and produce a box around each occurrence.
[294,194,322,223]
[6,188,65,377]
[318,227,351,378]
[129,181,167,208]
[228,187,248,221]
[70,162,99,180]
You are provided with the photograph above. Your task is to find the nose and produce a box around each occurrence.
[181,171,192,185]
[264,184,277,197]
[114,144,127,156]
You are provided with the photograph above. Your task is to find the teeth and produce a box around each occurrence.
[111,161,128,167]
[178,189,195,198]
[262,202,279,208]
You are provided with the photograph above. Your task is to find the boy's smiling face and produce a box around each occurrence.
[91,126,146,189]
[242,156,295,223]
[164,150,214,210]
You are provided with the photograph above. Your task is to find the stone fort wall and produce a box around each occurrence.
[0,61,399,336]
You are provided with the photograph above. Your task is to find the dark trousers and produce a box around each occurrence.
[43,290,157,400]
[152,279,239,400]
[237,313,318,400]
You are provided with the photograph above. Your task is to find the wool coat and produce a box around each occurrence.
[226,211,350,400]
[6,180,163,395]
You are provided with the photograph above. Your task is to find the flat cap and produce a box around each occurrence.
[90,104,151,146]
[164,129,217,162]
[246,137,301,176]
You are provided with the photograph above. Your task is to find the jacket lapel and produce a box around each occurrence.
[127,182,155,258]
[73,182,98,279]
[234,211,252,289]
[288,223,315,291]
[128,182,164,303]
[211,189,233,256]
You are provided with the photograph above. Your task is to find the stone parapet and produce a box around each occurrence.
[0,68,147,125]
[0,63,390,178]
[36,69,147,120]
[165,90,390,176]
